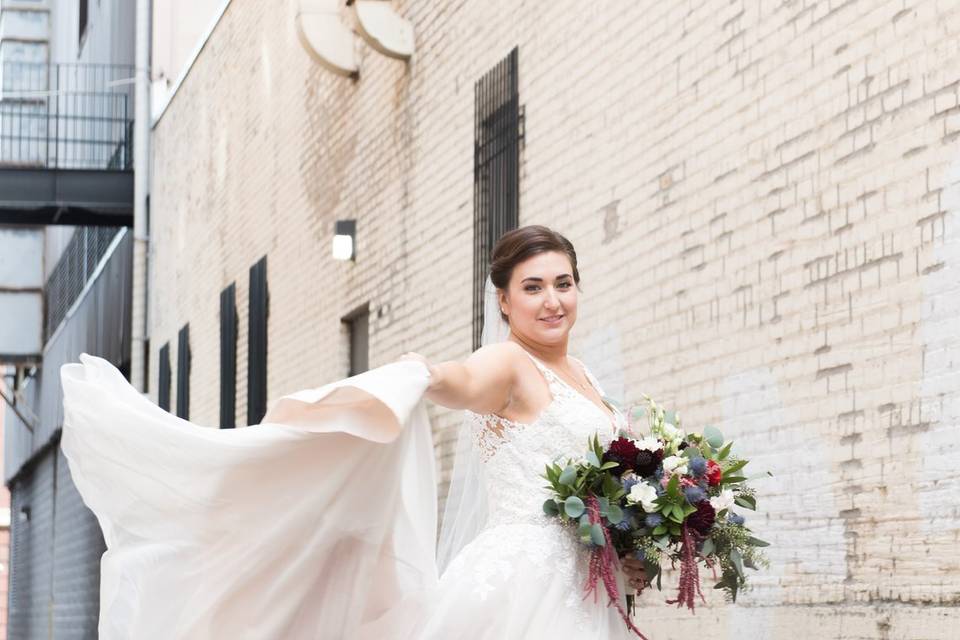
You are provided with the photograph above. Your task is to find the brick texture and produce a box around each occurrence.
[147,1,960,637]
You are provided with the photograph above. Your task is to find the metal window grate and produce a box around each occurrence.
[43,226,124,341]
[79,0,89,44]
[473,47,524,351]
[247,256,268,425]
[176,324,190,419]
[219,283,237,428]
[158,343,171,411]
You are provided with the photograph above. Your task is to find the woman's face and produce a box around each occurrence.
[500,251,578,346]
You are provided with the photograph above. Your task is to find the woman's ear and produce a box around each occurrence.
[498,289,509,316]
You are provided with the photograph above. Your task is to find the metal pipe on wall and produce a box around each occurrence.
[131,0,151,392]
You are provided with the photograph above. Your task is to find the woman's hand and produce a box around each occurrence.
[398,351,429,367]
[398,352,433,379]
[621,556,650,592]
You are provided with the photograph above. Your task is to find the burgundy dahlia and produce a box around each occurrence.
[686,500,716,535]
[634,448,663,477]
[603,437,642,475]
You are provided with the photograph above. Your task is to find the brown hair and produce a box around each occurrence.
[489,225,580,322]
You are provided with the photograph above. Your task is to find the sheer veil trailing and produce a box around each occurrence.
[435,275,509,573]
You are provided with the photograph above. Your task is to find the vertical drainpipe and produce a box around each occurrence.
[131,0,151,392]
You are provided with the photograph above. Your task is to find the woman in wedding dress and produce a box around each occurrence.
[60,225,649,639]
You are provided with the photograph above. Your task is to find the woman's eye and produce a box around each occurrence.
[558,281,571,288]
[524,285,540,292]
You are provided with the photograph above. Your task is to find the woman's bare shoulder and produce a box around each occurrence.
[464,341,532,387]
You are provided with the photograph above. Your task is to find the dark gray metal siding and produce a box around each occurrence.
[4,230,129,640]
[4,229,132,485]
[51,446,103,638]
[7,446,104,640]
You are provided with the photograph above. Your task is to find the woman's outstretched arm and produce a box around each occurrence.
[399,342,522,415]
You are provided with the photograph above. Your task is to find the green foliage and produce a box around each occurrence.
[702,425,724,448]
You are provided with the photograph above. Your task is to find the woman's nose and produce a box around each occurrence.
[544,287,560,308]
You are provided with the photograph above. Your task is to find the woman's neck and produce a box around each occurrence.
[509,334,568,364]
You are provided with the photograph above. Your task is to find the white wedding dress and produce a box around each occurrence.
[60,350,638,639]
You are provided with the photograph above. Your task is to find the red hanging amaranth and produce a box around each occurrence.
[665,521,706,612]
[581,495,651,639]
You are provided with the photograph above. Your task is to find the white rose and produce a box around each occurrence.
[627,482,659,512]
[634,436,662,453]
[661,455,688,476]
[710,489,735,513]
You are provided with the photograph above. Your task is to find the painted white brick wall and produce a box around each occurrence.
[147,1,960,637]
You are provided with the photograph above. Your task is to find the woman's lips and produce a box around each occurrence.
[540,314,564,324]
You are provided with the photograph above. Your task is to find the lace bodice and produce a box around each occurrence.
[445,352,636,631]
[464,351,630,528]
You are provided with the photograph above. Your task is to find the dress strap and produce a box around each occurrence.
[571,356,605,397]
[520,350,565,394]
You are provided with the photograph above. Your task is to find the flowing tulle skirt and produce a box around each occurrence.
[61,355,635,639]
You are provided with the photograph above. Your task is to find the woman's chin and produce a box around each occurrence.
[530,324,571,343]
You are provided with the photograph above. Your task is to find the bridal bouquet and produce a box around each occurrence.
[541,395,769,637]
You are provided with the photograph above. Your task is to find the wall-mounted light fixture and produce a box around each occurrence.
[332,219,357,261]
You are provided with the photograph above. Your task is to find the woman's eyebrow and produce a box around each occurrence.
[520,274,573,283]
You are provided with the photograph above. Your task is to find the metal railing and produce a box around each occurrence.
[0,62,134,170]
[44,226,125,341]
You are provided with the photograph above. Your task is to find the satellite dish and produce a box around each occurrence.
[353,0,415,60]
[296,0,359,77]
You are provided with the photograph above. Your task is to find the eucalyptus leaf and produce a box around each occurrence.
[597,496,610,514]
[663,410,678,426]
[729,548,745,578]
[559,465,577,486]
[606,504,623,525]
[542,499,559,516]
[701,538,715,556]
[703,425,724,448]
[717,441,733,460]
[564,496,585,518]
[590,523,606,546]
[746,536,770,547]
[682,445,702,459]
[586,451,601,468]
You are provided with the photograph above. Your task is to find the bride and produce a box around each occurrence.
[60,224,649,639]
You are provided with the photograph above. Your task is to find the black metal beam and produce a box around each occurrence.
[0,167,133,226]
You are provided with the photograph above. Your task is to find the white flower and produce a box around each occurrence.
[661,455,688,476]
[710,489,736,513]
[627,482,658,512]
[634,436,662,453]
[660,422,683,440]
